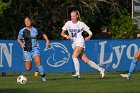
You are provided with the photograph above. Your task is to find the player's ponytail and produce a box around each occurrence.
[76,11,82,21]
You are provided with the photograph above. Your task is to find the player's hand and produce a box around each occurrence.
[85,35,92,41]
[85,37,90,41]
[66,35,71,39]
[20,43,25,48]
[46,42,51,48]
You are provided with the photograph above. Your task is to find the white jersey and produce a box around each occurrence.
[62,21,90,43]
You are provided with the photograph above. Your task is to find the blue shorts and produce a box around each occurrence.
[23,46,40,61]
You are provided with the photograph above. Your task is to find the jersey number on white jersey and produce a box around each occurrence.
[71,32,77,38]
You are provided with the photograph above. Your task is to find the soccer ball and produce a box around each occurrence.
[17,75,27,84]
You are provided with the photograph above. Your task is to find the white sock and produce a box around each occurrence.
[88,60,102,71]
[73,58,80,75]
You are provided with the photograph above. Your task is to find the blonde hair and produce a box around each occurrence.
[71,10,82,21]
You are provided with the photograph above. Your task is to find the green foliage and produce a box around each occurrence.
[0,0,132,39]
[133,25,140,37]
[109,16,132,39]
[80,0,132,39]
[0,0,11,15]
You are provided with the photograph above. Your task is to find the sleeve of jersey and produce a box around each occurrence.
[82,22,90,31]
[17,29,24,39]
[62,21,68,31]
[82,22,93,36]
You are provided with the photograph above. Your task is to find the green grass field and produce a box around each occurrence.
[0,72,140,93]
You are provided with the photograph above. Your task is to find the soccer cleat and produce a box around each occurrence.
[72,74,80,79]
[120,74,130,79]
[42,77,46,81]
[34,71,39,77]
[100,68,105,78]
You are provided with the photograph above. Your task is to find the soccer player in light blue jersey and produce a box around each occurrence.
[17,17,50,81]
[121,34,140,79]
[61,10,105,78]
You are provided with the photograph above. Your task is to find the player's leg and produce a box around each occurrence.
[34,55,46,81]
[72,46,84,78]
[79,53,105,78]
[33,47,46,81]
[23,51,32,71]
[121,50,140,79]
[25,61,32,71]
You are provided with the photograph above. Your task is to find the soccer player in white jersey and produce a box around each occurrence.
[61,10,105,78]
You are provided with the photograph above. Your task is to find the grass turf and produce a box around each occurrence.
[0,72,140,93]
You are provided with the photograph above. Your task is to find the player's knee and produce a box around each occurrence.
[134,52,140,61]
[25,67,32,71]
[134,56,139,61]
[72,54,76,59]
[35,62,41,66]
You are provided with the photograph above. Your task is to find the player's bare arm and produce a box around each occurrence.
[84,30,93,41]
[42,34,50,47]
[17,38,25,48]
[61,30,71,39]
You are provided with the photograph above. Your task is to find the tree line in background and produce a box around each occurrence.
[0,0,133,40]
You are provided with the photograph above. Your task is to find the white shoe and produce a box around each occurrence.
[120,74,130,79]
[42,77,46,81]
[72,74,80,78]
[100,68,105,78]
